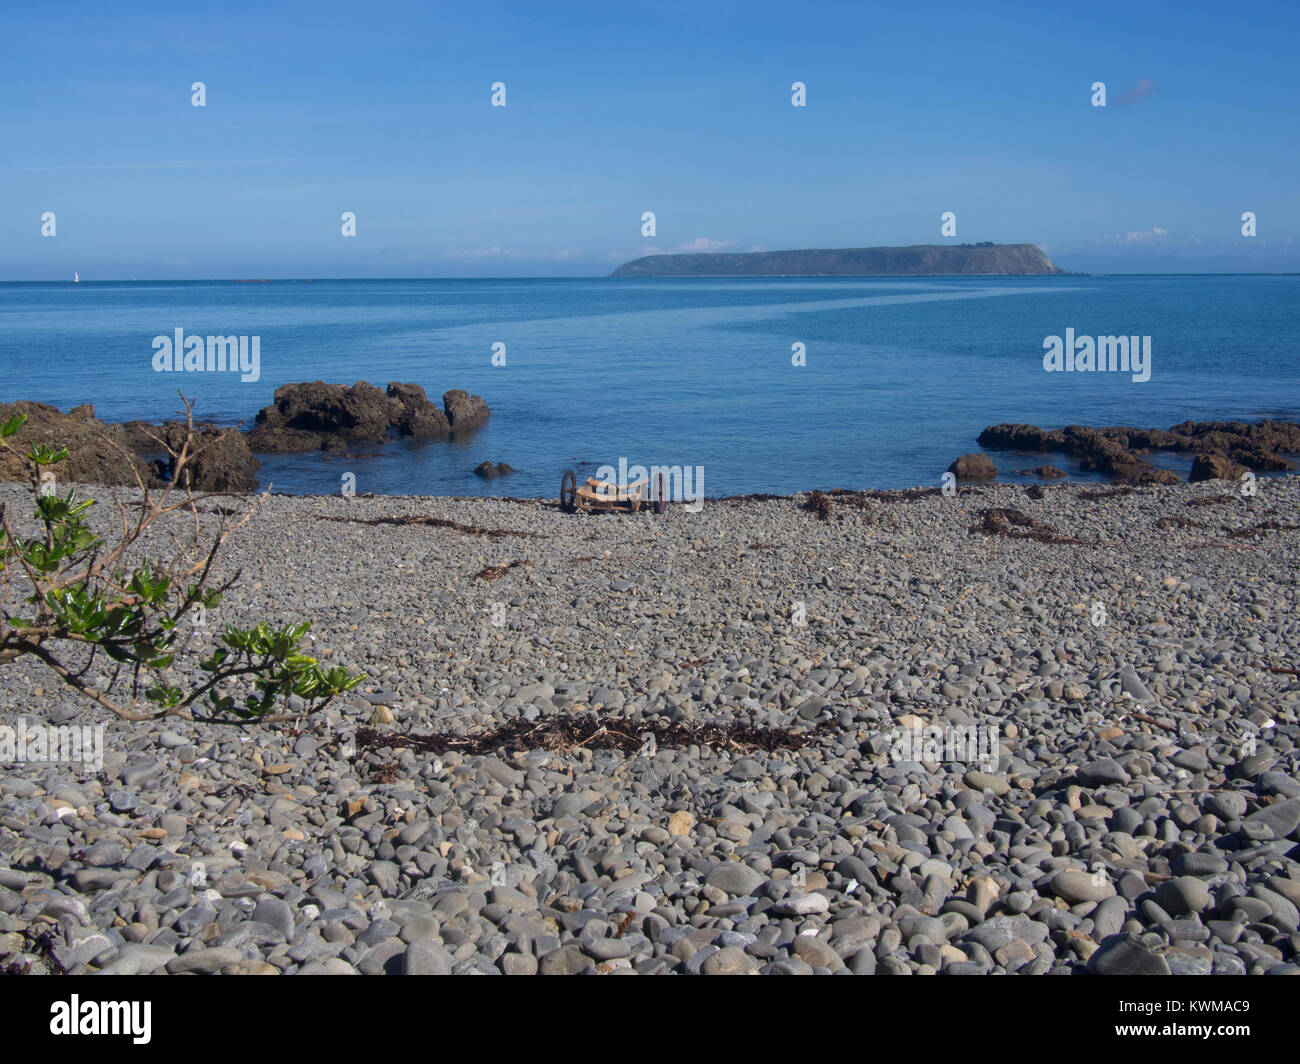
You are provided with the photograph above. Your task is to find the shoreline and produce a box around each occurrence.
[43,470,1299,503]
[5,393,1297,499]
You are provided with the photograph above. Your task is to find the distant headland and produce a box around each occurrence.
[611,243,1067,278]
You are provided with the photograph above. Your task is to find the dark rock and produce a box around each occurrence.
[1132,468,1182,486]
[443,390,490,434]
[948,454,996,480]
[1189,452,1248,483]
[1088,934,1171,975]
[1170,853,1229,877]
[247,381,477,452]
[386,383,450,438]
[474,461,515,479]
[125,420,260,492]
[1245,799,1300,840]
[0,401,153,487]
[248,381,398,451]
[1076,759,1128,787]
[1155,877,1213,915]
[402,939,454,975]
[977,418,1298,486]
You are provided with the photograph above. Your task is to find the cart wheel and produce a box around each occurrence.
[654,471,668,514]
[560,469,577,513]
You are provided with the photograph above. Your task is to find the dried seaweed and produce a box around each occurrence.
[968,507,1088,544]
[1185,518,1296,550]
[1078,486,1137,500]
[474,559,532,580]
[1186,540,1259,552]
[313,513,534,539]
[803,491,833,520]
[841,487,945,503]
[1226,520,1300,538]
[353,713,827,758]
[1155,515,1208,530]
[14,927,65,975]
[1187,495,1234,507]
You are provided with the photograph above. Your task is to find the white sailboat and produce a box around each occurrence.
[73,272,79,283]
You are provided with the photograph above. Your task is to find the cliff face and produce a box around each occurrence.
[611,243,1066,277]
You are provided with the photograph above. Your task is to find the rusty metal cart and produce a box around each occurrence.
[560,469,668,514]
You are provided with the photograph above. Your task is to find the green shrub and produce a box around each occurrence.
[0,401,363,724]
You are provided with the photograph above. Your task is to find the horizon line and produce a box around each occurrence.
[5,271,1300,283]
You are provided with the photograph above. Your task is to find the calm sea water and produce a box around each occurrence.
[1,276,1297,496]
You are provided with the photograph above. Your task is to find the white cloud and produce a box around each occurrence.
[672,237,737,253]
[1101,226,1169,246]
[611,241,738,260]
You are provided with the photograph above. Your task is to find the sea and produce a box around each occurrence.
[1,275,1296,497]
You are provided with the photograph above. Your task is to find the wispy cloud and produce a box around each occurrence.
[672,237,737,253]
[1117,78,1158,106]
[442,247,584,261]
[1102,225,1168,246]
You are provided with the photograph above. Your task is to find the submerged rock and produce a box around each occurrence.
[474,461,515,479]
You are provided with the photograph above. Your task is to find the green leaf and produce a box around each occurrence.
[26,443,69,466]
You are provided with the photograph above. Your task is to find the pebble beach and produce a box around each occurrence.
[1,477,1298,976]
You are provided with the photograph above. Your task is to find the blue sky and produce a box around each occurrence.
[1,0,1296,279]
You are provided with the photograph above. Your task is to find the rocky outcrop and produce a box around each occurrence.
[443,390,490,434]
[473,461,515,479]
[248,381,401,452]
[388,383,451,438]
[124,421,260,493]
[977,420,1298,485]
[1189,453,1248,483]
[0,402,148,487]
[612,243,1067,278]
[0,403,259,493]
[1014,465,1068,479]
[948,454,997,480]
[1,383,488,493]
[1169,420,1300,471]
[246,382,483,453]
